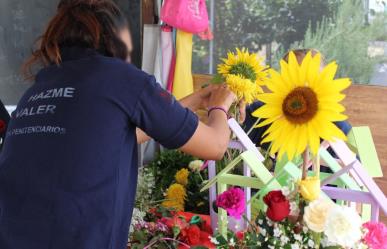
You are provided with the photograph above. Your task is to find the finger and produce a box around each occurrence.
[239,101,246,123]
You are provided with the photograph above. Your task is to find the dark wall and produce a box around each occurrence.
[0,0,141,105]
[0,0,58,105]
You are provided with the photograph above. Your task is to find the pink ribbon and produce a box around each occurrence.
[200,160,209,171]
[143,237,191,249]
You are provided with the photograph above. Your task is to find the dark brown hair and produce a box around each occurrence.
[23,0,129,78]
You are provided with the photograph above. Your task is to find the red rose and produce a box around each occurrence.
[199,231,215,248]
[263,190,290,222]
[181,225,201,245]
[161,216,188,230]
[201,220,213,234]
[236,231,245,241]
[0,119,6,133]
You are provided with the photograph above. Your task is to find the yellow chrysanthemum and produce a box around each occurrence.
[162,183,186,211]
[218,48,268,104]
[175,168,189,186]
[252,51,351,160]
[225,74,263,104]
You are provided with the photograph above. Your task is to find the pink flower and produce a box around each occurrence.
[216,187,245,219]
[363,222,387,249]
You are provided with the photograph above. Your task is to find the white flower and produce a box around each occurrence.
[280,235,290,245]
[354,242,370,249]
[291,243,300,249]
[290,201,300,216]
[281,186,291,196]
[229,238,236,246]
[304,198,335,232]
[308,239,315,248]
[260,228,267,236]
[324,206,362,248]
[257,219,263,225]
[209,236,219,245]
[128,208,146,236]
[321,236,337,247]
[273,227,282,237]
[294,234,302,241]
[188,160,204,172]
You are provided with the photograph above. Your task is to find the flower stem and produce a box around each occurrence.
[314,154,320,178]
[302,148,309,180]
[246,117,261,136]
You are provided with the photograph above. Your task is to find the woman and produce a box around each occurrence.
[0,1,236,249]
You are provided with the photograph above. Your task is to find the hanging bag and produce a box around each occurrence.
[160,0,212,37]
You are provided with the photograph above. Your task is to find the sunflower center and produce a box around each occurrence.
[282,87,318,124]
[229,63,257,82]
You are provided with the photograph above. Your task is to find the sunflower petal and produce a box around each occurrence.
[255,115,282,127]
[307,120,321,155]
[319,62,338,85]
[296,124,308,154]
[307,53,322,88]
[252,104,282,119]
[299,52,312,83]
[317,110,348,122]
[288,52,300,86]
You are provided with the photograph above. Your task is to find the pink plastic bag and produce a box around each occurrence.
[160,0,209,34]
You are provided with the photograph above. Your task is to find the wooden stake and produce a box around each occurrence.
[302,148,309,180]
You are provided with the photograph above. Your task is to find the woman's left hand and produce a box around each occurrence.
[196,84,218,110]
[179,84,246,123]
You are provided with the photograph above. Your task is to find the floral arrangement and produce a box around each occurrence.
[148,150,196,201]
[130,50,387,249]
[128,206,214,249]
[212,184,387,249]
[133,150,209,214]
[162,161,209,213]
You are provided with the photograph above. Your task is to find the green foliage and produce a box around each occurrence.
[186,171,210,214]
[282,0,386,83]
[369,12,387,41]
[144,150,209,214]
[147,150,195,201]
[193,0,339,72]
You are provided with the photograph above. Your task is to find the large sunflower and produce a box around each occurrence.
[217,48,268,104]
[252,51,351,160]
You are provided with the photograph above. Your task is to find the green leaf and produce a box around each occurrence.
[211,74,225,84]
[172,226,180,238]
[132,230,148,242]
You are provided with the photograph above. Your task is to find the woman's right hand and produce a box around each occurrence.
[208,85,237,112]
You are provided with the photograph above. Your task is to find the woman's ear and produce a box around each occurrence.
[119,28,133,63]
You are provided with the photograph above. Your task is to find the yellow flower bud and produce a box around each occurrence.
[175,168,189,186]
[298,176,321,201]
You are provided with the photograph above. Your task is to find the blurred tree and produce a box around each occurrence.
[193,0,340,73]
[284,0,386,83]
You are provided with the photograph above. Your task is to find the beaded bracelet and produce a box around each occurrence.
[207,106,229,119]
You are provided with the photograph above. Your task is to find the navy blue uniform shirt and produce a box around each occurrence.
[0,47,198,249]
